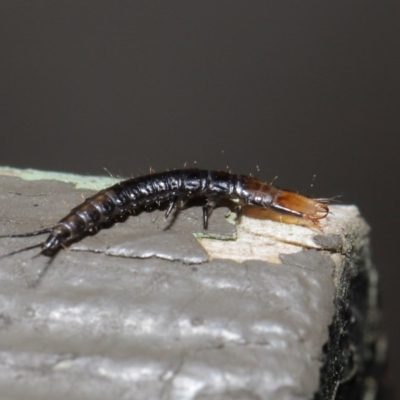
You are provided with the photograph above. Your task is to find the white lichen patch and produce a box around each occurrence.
[197,205,368,264]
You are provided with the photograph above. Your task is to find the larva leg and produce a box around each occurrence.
[165,197,177,219]
[202,198,218,230]
[165,195,188,219]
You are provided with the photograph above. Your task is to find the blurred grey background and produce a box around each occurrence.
[0,1,398,395]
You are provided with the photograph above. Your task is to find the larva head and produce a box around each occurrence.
[41,226,70,256]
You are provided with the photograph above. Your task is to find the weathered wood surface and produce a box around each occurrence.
[0,168,381,400]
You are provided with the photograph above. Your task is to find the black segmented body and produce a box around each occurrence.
[44,169,272,255]
[1,169,329,258]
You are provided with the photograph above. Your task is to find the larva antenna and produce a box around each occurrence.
[0,227,52,239]
[28,251,57,288]
[0,242,57,288]
[0,242,45,260]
